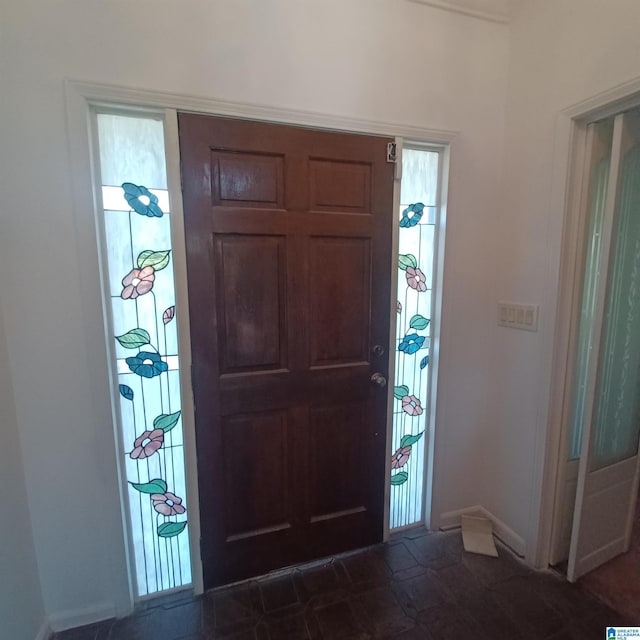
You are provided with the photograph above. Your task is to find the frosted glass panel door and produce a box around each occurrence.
[568,108,640,581]
[390,148,440,530]
[568,122,613,460]
[590,117,640,470]
[549,120,614,566]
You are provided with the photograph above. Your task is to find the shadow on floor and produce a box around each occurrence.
[54,527,631,640]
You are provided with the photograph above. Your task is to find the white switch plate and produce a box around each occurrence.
[497,302,538,332]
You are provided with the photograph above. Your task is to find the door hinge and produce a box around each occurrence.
[386,142,398,163]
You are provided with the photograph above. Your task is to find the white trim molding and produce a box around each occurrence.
[66,80,458,145]
[564,75,640,122]
[48,602,116,633]
[439,505,526,557]
[406,0,512,25]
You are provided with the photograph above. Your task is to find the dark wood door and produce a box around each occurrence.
[178,114,394,588]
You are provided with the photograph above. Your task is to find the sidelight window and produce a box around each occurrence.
[390,147,442,530]
[94,112,191,597]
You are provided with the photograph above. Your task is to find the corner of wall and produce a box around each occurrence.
[0,299,48,640]
[35,620,53,640]
[439,504,526,557]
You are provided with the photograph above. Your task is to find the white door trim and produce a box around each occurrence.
[65,79,456,604]
[532,74,640,570]
[66,80,457,144]
[383,138,404,542]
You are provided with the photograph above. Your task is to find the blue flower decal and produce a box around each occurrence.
[126,351,168,378]
[122,183,163,218]
[398,333,425,355]
[400,203,424,228]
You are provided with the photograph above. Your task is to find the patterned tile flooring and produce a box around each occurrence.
[54,528,632,640]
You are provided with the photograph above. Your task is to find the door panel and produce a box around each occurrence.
[309,159,372,212]
[215,234,287,372]
[212,150,285,209]
[568,109,640,581]
[309,402,367,519]
[179,113,394,587]
[309,237,371,366]
[222,410,292,540]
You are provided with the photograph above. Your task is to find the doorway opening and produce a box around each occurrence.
[550,104,640,619]
[87,100,448,596]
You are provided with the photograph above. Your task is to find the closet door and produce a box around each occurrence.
[568,109,640,581]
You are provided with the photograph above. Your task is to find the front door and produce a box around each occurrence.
[178,114,394,588]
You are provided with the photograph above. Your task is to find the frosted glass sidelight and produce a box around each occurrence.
[390,149,439,530]
[98,115,167,190]
[568,120,614,460]
[96,113,191,597]
[400,149,439,211]
[590,119,640,471]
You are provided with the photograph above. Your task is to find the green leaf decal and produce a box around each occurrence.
[400,432,424,448]
[130,479,167,495]
[116,328,151,349]
[409,314,430,330]
[398,254,417,271]
[153,411,182,433]
[393,385,409,400]
[119,384,134,401]
[390,472,408,485]
[157,521,188,538]
[137,250,171,271]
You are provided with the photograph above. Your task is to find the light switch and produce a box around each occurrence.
[497,302,538,332]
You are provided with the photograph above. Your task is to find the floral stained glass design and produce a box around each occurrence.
[390,148,439,530]
[97,114,191,597]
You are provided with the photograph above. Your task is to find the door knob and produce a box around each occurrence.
[371,372,387,388]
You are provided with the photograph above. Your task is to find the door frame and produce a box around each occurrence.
[534,76,640,571]
[65,79,454,606]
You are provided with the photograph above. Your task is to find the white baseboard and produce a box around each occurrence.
[439,505,526,557]
[35,620,52,640]
[48,602,117,633]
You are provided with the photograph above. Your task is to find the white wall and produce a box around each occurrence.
[2,0,510,622]
[493,0,640,561]
[0,303,46,640]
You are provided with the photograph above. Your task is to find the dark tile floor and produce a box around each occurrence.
[54,528,633,640]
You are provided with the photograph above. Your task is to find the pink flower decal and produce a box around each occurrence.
[391,446,412,469]
[152,492,186,516]
[121,266,155,299]
[401,395,423,416]
[130,429,164,460]
[406,267,427,292]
